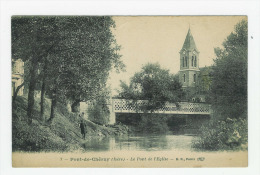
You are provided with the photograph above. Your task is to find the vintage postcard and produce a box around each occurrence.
[12,16,248,167]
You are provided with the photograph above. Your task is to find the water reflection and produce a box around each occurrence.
[82,134,196,152]
[82,137,111,151]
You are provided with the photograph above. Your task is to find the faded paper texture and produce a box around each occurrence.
[13,151,247,167]
[12,16,248,167]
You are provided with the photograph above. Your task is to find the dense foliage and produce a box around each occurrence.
[12,16,123,123]
[211,20,247,120]
[117,63,183,133]
[118,63,183,111]
[192,118,248,150]
[12,97,82,151]
[87,96,110,125]
[193,20,248,151]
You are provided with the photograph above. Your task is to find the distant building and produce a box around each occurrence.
[178,28,212,102]
[179,28,200,88]
[12,59,24,96]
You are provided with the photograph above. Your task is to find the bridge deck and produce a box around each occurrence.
[112,99,211,115]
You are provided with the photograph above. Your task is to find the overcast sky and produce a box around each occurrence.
[108,16,247,96]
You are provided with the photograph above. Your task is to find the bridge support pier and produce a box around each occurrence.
[109,111,116,125]
[108,99,116,125]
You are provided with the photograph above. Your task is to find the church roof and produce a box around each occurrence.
[181,28,199,52]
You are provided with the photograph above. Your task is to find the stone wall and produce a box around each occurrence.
[12,59,24,96]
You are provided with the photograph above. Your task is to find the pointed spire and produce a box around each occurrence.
[181,27,198,52]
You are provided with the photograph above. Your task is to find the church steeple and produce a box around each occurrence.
[179,27,200,88]
[181,28,198,52]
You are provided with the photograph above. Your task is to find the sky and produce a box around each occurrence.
[108,16,247,96]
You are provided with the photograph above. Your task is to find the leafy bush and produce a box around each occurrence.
[12,96,82,152]
[12,119,68,152]
[192,117,248,151]
[87,99,110,125]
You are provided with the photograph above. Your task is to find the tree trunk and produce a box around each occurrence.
[27,59,38,124]
[71,100,80,113]
[40,80,46,121]
[48,92,57,123]
[12,82,25,106]
[40,57,48,121]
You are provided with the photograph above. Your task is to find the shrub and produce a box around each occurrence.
[12,119,68,152]
[87,101,110,125]
[192,117,248,151]
[12,96,81,152]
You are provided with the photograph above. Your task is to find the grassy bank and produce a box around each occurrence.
[192,117,248,151]
[12,96,128,152]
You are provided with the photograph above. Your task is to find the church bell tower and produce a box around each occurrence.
[179,28,200,88]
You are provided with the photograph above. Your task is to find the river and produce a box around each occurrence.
[82,134,197,152]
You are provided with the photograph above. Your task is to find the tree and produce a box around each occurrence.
[50,17,123,113]
[45,16,124,121]
[117,63,183,133]
[88,85,111,125]
[118,63,183,111]
[211,20,247,120]
[12,16,61,123]
[12,16,124,123]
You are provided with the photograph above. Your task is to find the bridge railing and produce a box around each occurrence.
[112,99,211,115]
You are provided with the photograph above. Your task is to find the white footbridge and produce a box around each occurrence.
[106,99,211,124]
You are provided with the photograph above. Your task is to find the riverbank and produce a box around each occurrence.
[12,96,129,152]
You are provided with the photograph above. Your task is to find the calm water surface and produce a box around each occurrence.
[82,134,197,152]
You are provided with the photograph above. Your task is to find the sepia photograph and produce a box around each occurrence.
[11,15,248,167]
